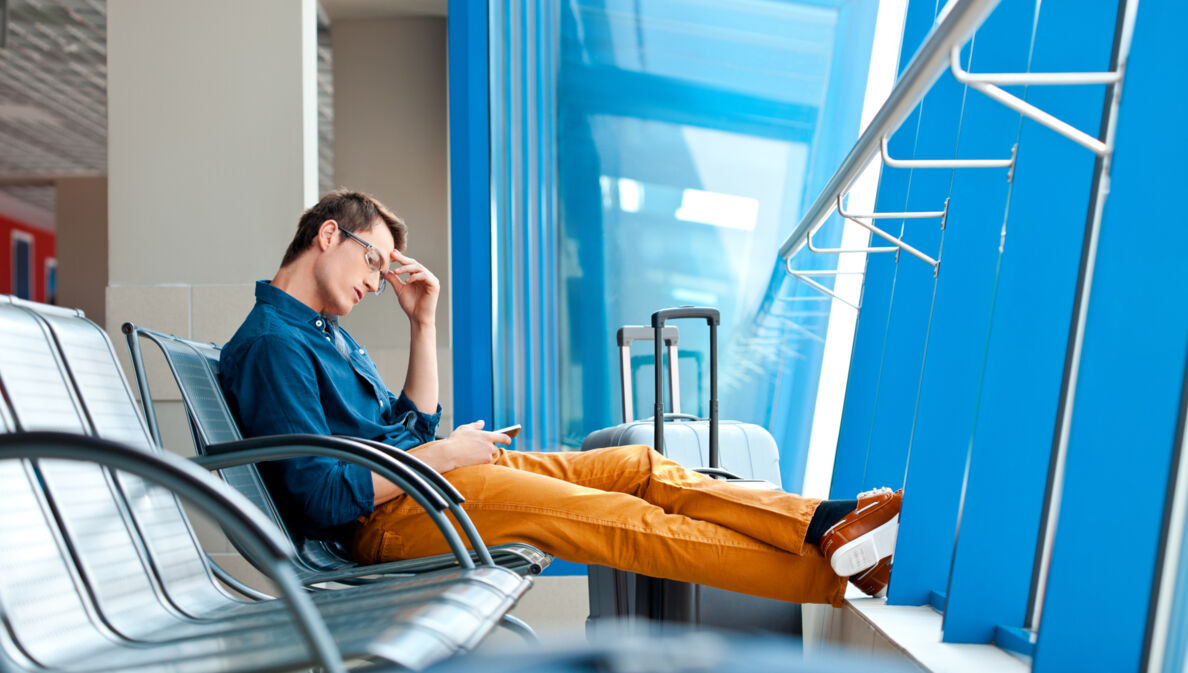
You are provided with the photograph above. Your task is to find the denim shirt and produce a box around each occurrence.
[220,281,442,541]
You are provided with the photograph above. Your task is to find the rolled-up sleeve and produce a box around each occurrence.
[222,335,374,530]
[382,390,442,446]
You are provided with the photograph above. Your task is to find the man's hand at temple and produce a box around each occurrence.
[370,420,513,506]
[389,249,441,414]
[386,249,440,328]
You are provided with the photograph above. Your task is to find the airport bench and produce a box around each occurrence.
[0,295,530,671]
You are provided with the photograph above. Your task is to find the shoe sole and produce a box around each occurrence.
[829,514,898,577]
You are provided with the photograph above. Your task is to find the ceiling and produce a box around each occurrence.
[0,0,438,225]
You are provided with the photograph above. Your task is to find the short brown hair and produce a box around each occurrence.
[281,189,407,267]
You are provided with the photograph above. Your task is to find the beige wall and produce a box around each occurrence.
[55,176,108,325]
[106,0,319,389]
[331,17,453,429]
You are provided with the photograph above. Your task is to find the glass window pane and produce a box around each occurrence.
[552,0,878,489]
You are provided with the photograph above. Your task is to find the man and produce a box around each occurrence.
[221,190,901,606]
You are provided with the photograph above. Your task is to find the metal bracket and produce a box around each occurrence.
[783,257,863,310]
[786,195,947,305]
[807,224,898,256]
[880,135,1017,174]
[950,46,1121,156]
[836,195,946,271]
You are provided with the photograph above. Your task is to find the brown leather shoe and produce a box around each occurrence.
[819,487,902,578]
[850,556,892,598]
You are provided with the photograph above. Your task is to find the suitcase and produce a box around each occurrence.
[583,307,801,634]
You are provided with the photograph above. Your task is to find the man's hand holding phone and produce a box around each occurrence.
[494,424,522,441]
[418,420,521,473]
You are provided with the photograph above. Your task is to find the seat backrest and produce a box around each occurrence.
[0,311,104,669]
[0,444,130,670]
[130,326,353,571]
[0,299,239,619]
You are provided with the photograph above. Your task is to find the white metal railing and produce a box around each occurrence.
[778,0,1126,303]
[776,0,1003,265]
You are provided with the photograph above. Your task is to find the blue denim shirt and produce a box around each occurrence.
[220,281,441,541]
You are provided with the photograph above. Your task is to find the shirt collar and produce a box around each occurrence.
[254,280,330,331]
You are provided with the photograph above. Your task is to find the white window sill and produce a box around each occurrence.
[806,586,1031,673]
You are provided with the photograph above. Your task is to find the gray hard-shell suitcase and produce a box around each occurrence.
[582,307,800,634]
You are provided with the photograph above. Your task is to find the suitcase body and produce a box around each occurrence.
[583,309,800,634]
[581,419,781,485]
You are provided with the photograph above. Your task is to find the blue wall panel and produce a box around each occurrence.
[1035,0,1188,669]
[942,0,1118,643]
[448,0,494,426]
[830,0,937,501]
[886,0,1028,606]
[856,45,970,494]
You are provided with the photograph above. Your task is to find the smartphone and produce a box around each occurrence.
[494,423,522,439]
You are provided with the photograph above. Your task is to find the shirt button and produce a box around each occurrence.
[379,400,384,408]
[315,320,323,327]
[358,348,365,354]
[325,335,331,341]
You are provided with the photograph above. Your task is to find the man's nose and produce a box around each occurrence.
[363,274,380,293]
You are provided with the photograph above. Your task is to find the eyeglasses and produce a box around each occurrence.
[339,227,388,294]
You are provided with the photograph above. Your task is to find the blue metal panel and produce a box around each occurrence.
[856,56,970,495]
[448,0,494,426]
[1035,1,1188,669]
[830,0,938,502]
[943,0,1117,643]
[886,0,1028,606]
[829,140,907,500]
[828,131,915,499]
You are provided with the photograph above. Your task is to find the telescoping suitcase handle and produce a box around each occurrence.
[617,326,680,423]
[652,307,720,468]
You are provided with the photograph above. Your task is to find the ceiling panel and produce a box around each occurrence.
[0,0,336,220]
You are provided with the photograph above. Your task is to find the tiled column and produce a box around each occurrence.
[105,0,319,589]
[105,0,318,408]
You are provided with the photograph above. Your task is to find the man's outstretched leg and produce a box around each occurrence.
[488,445,902,595]
[352,457,849,606]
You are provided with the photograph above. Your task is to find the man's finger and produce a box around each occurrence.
[391,250,417,264]
[405,271,436,286]
[490,432,513,445]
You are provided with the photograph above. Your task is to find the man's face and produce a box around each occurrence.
[315,218,396,316]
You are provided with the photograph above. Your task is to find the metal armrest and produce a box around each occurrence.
[0,432,346,673]
[196,434,477,569]
[342,436,497,567]
[337,436,465,503]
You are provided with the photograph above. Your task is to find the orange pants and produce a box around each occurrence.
[352,445,847,606]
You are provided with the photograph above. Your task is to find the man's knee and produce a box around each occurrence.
[609,443,660,469]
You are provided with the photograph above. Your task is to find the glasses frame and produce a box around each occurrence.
[339,227,388,295]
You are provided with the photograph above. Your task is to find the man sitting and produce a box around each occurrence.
[220,190,902,605]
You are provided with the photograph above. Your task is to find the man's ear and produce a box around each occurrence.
[316,220,338,251]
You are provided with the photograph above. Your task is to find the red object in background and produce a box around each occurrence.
[0,212,56,303]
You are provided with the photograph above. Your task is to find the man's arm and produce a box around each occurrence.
[371,423,514,505]
[402,320,438,414]
[387,249,440,413]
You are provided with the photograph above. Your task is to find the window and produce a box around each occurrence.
[485,0,879,493]
[11,230,32,300]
